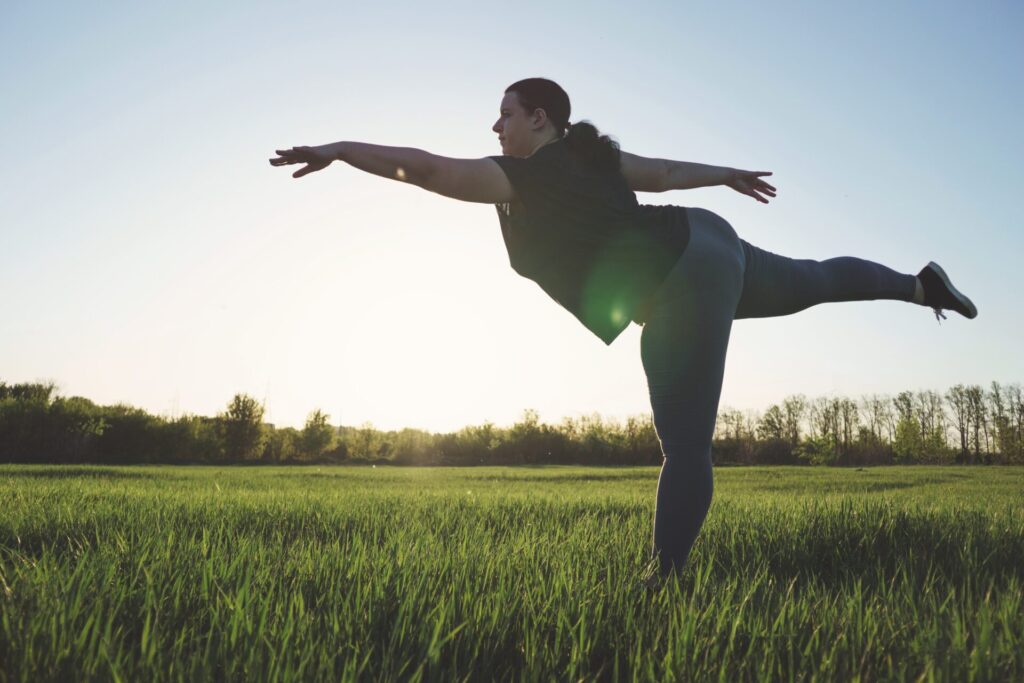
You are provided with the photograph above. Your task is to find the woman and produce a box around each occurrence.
[269,77,977,586]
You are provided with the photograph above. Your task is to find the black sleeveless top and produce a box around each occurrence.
[488,138,691,345]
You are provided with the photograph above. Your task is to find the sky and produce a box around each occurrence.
[1,1,1021,433]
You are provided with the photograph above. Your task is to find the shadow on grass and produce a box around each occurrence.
[463,471,657,483]
[0,466,156,480]
[698,504,1024,591]
[754,481,918,493]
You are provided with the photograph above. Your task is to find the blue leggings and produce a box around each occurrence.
[641,208,917,575]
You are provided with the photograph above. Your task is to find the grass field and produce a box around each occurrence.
[0,465,1021,682]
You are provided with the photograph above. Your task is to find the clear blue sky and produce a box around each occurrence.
[2,1,1021,432]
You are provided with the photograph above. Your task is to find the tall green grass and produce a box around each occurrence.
[1,465,1021,681]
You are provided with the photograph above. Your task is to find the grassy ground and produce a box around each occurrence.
[0,464,1021,682]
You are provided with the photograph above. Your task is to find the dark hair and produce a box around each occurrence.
[505,77,621,173]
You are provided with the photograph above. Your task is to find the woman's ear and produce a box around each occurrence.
[529,107,549,131]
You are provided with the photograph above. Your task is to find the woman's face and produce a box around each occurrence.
[492,92,538,158]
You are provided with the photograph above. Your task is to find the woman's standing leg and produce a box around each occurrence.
[641,208,746,576]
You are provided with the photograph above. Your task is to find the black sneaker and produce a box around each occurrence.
[638,557,666,594]
[917,261,977,322]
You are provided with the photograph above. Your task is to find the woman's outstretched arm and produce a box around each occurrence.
[269,142,514,204]
[620,151,777,204]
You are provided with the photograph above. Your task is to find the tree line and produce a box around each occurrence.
[1,380,1021,466]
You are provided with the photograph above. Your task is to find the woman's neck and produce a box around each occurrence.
[526,134,561,158]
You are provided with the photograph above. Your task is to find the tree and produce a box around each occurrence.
[893,416,923,463]
[987,381,1015,463]
[838,397,860,457]
[781,394,807,445]
[855,394,893,464]
[714,407,758,464]
[95,404,160,463]
[1007,383,1024,463]
[915,390,949,463]
[42,396,106,463]
[262,426,299,463]
[300,409,334,459]
[754,404,799,464]
[391,427,436,465]
[964,385,987,463]
[158,414,223,462]
[809,397,842,454]
[348,421,384,460]
[716,407,748,442]
[860,394,883,443]
[509,408,543,464]
[892,392,921,463]
[757,404,786,441]
[220,394,265,461]
[945,384,971,463]
[796,435,835,465]
[0,381,57,403]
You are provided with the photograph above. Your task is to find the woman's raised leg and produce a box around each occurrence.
[733,241,918,320]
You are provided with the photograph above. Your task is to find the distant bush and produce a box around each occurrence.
[0,379,1020,466]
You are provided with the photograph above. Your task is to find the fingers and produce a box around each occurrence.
[742,171,777,193]
[748,174,777,195]
[292,162,326,178]
[270,145,326,177]
[730,172,776,203]
[745,187,770,204]
[269,147,309,166]
[271,146,319,168]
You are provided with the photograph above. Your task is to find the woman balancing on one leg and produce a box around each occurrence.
[270,77,977,587]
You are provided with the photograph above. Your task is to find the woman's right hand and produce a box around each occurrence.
[269,145,337,178]
[725,169,777,204]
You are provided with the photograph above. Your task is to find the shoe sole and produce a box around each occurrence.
[927,261,978,319]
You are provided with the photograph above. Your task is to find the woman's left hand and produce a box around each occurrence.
[725,169,776,204]
[269,145,337,178]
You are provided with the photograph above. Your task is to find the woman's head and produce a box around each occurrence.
[493,78,570,158]
[493,77,621,172]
